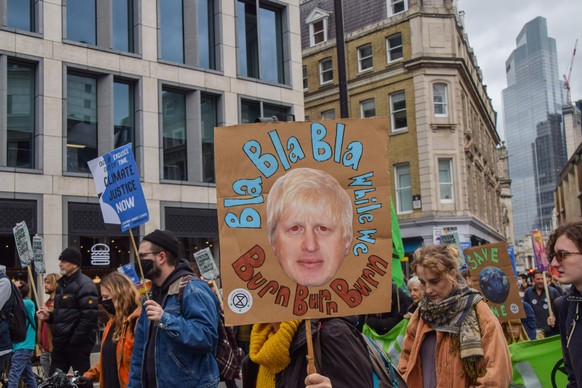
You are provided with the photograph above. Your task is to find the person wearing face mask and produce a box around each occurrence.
[398,244,511,387]
[38,273,61,377]
[128,229,220,388]
[78,272,141,388]
[36,247,99,375]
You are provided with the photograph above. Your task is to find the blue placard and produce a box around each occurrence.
[507,245,517,278]
[118,263,141,285]
[88,143,149,232]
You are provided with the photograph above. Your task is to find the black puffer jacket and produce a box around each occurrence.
[49,269,99,350]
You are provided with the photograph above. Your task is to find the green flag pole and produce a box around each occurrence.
[391,198,405,288]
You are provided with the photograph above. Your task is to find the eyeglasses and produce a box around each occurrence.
[138,251,160,259]
[553,250,581,263]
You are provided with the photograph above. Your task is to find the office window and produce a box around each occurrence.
[390,91,407,132]
[201,94,218,183]
[319,58,333,85]
[237,0,285,84]
[162,89,187,181]
[159,86,220,183]
[160,0,184,62]
[6,0,35,31]
[7,61,35,169]
[433,83,448,117]
[67,74,98,173]
[360,99,375,118]
[357,44,373,73]
[67,0,96,44]
[66,0,137,53]
[438,158,454,202]
[321,109,335,120]
[387,0,408,16]
[65,69,140,173]
[395,164,412,213]
[387,33,403,62]
[241,99,291,124]
[303,65,308,90]
[113,81,135,149]
[160,0,215,68]
[113,0,134,52]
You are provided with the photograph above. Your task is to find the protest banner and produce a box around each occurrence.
[509,336,567,387]
[215,118,393,325]
[87,143,149,232]
[362,318,408,366]
[439,231,468,271]
[13,221,33,268]
[194,248,220,280]
[12,221,40,306]
[531,229,550,272]
[32,235,46,274]
[465,241,525,321]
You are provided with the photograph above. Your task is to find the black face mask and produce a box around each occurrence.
[102,299,116,315]
[140,259,154,278]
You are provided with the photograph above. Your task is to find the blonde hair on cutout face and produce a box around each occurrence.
[266,168,353,247]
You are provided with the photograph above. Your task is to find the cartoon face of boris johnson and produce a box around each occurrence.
[266,168,353,287]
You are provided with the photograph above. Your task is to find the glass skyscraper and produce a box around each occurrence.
[503,16,567,240]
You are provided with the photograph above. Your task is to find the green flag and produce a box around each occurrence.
[391,198,405,288]
[362,318,409,366]
[509,335,567,387]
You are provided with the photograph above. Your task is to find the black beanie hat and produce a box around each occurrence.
[59,247,82,266]
[143,229,179,258]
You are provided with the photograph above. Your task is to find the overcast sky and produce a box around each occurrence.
[458,0,582,140]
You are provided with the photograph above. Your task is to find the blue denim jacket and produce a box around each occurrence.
[128,276,220,388]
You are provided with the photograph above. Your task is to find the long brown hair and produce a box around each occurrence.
[100,272,141,341]
[411,244,461,288]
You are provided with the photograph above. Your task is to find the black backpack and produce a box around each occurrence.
[1,280,29,343]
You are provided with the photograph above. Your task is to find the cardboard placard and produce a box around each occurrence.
[215,118,393,325]
[32,235,46,274]
[465,242,525,321]
[13,221,33,268]
[194,248,220,280]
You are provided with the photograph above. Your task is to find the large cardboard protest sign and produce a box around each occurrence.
[215,118,393,325]
[88,143,149,232]
[465,242,525,321]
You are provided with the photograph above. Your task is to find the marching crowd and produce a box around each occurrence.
[1,222,582,387]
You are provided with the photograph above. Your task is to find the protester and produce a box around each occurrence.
[75,272,140,387]
[398,244,512,387]
[128,229,220,387]
[39,273,61,377]
[502,319,530,345]
[523,271,560,338]
[403,276,423,318]
[518,273,529,296]
[547,221,582,387]
[8,281,37,388]
[549,275,566,296]
[364,282,411,334]
[0,265,12,381]
[37,247,99,375]
[242,319,373,388]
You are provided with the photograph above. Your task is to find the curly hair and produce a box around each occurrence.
[546,221,582,259]
[100,271,141,341]
[411,244,461,287]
